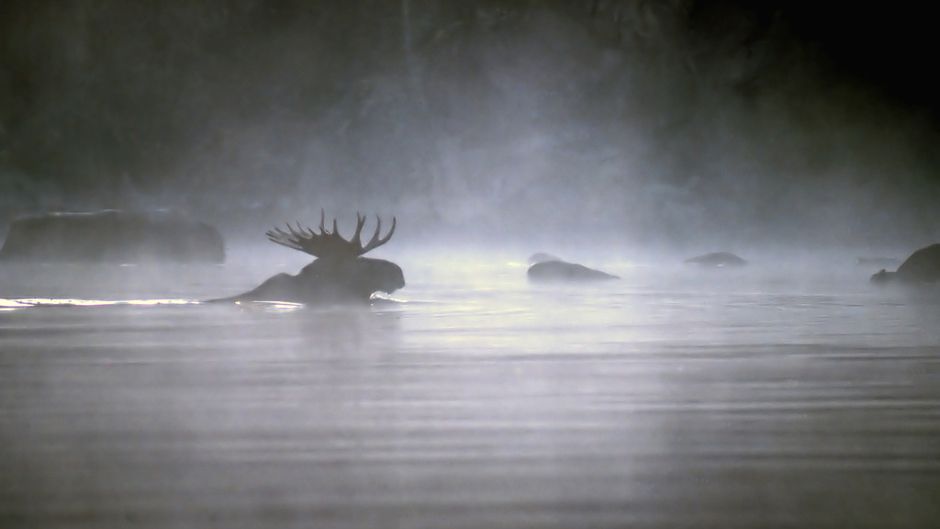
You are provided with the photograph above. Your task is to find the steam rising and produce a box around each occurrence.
[2,8,939,526]
[1,1,938,253]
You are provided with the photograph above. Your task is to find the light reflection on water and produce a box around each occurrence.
[1,260,939,528]
[3,297,199,307]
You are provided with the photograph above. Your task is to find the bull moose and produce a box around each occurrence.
[217,211,404,304]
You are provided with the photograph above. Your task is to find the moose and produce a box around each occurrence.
[217,211,404,304]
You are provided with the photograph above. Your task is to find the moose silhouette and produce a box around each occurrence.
[218,210,404,304]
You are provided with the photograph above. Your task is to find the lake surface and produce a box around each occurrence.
[1,256,939,528]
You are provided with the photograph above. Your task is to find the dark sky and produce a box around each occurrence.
[1,0,938,249]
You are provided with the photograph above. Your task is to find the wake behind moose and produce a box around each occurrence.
[216,210,404,304]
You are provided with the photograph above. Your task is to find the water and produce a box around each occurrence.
[1,256,939,528]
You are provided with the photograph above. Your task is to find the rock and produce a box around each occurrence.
[871,243,940,284]
[527,260,618,282]
[528,252,562,265]
[685,252,747,267]
[0,210,224,263]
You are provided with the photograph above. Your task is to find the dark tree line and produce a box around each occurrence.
[1,1,937,244]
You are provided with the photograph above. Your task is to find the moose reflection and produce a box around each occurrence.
[218,211,404,304]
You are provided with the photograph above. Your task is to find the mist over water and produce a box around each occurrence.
[2,1,939,251]
[2,2,940,528]
[3,258,940,528]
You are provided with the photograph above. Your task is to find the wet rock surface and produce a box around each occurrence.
[871,243,940,284]
[685,252,747,267]
[0,210,224,263]
[527,259,618,282]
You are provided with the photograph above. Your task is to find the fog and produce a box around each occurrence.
[4,5,940,527]
[2,0,938,262]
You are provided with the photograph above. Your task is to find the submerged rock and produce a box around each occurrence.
[870,243,940,284]
[527,259,618,282]
[528,252,562,265]
[0,210,224,263]
[685,251,747,267]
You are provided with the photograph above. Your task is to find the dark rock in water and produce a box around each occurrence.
[528,252,562,265]
[0,210,224,263]
[896,244,940,282]
[525,252,617,281]
[214,211,403,305]
[871,243,940,284]
[685,252,747,267]
[527,260,618,282]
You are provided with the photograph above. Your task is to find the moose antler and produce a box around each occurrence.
[266,209,396,259]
